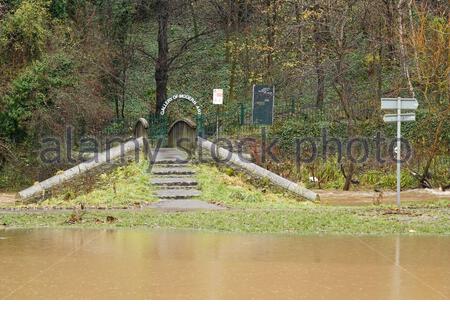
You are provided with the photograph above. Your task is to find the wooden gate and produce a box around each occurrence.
[168,119,197,149]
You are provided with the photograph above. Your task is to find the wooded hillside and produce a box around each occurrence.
[0,0,448,191]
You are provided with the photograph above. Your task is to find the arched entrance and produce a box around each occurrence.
[160,94,202,118]
[167,118,197,149]
[149,94,203,146]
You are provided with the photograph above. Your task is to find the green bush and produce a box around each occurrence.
[0,163,33,191]
[361,169,418,190]
[50,0,67,19]
[0,53,74,141]
[0,0,51,64]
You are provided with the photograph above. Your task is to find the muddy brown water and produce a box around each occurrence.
[0,229,449,299]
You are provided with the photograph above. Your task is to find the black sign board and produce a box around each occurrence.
[252,85,274,125]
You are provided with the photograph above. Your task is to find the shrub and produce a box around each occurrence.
[0,0,51,65]
[0,53,74,141]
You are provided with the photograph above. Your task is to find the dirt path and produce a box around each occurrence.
[316,189,450,206]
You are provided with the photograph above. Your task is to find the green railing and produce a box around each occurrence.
[146,112,206,143]
[144,96,303,143]
[147,113,169,145]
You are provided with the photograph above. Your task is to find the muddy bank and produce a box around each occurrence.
[316,189,450,206]
[1,189,449,211]
[0,193,16,206]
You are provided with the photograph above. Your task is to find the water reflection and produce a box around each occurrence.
[0,229,449,299]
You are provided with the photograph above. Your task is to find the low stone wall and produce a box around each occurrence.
[197,137,319,202]
[18,138,145,202]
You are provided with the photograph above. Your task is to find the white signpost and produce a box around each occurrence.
[381,97,419,209]
[213,89,224,105]
[213,89,224,139]
[381,98,419,110]
[383,113,416,123]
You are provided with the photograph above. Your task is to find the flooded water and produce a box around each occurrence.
[0,229,449,299]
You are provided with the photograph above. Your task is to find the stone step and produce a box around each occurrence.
[155,189,202,199]
[150,199,225,211]
[151,163,191,168]
[155,186,199,190]
[152,148,190,164]
[154,159,190,165]
[152,167,196,175]
[151,177,198,187]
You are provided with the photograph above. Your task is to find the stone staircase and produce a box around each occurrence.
[150,149,202,200]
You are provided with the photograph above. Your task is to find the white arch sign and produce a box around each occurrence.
[160,94,202,116]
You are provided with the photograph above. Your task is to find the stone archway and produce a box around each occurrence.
[167,118,197,149]
[134,118,149,139]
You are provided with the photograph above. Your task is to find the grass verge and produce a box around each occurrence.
[1,204,449,235]
[37,161,157,208]
[196,164,308,209]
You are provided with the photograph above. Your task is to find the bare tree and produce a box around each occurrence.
[155,0,170,113]
[139,0,214,113]
[397,0,415,97]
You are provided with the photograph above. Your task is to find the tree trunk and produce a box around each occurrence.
[377,34,383,101]
[121,67,127,119]
[294,1,305,104]
[408,0,421,81]
[315,53,325,109]
[313,8,325,109]
[115,95,120,120]
[189,1,199,37]
[224,0,232,63]
[155,0,170,114]
[343,162,355,191]
[244,34,251,91]
[265,0,276,81]
[421,108,449,183]
[228,42,238,102]
[397,0,415,97]
[384,0,397,60]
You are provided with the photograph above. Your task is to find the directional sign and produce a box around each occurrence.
[381,97,419,210]
[381,98,418,110]
[383,113,416,123]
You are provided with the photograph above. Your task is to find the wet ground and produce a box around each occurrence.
[0,229,449,299]
[1,189,448,209]
[0,193,15,206]
[316,189,450,206]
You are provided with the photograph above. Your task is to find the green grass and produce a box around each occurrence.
[360,169,418,190]
[1,204,449,235]
[2,162,448,236]
[38,160,157,208]
[196,164,309,209]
